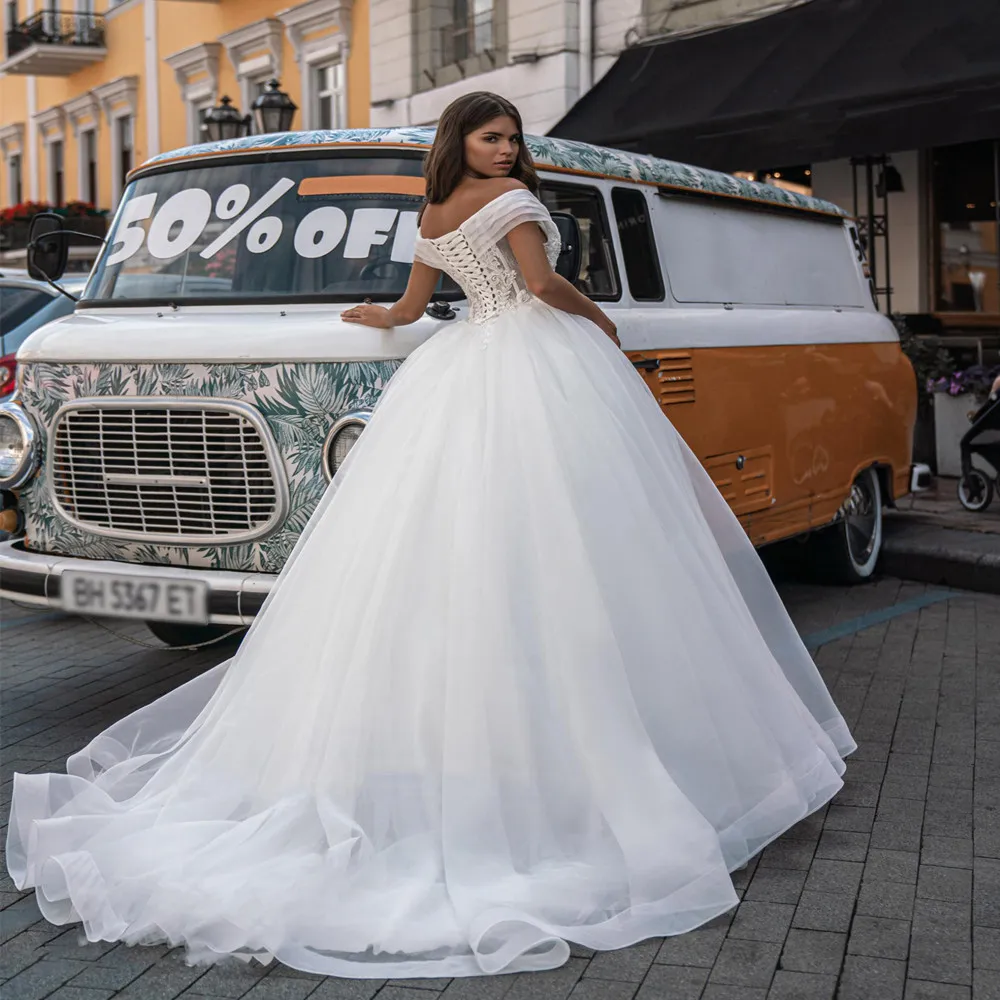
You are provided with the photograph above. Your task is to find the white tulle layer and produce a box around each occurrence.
[7,302,855,977]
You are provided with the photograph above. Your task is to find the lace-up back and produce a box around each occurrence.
[414,189,561,324]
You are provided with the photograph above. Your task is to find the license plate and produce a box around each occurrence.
[61,571,209,623]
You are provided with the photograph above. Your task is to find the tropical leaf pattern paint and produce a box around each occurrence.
[140,127,847,217]
[17,360,401,572]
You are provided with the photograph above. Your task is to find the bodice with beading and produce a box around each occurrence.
[413,189,562,325]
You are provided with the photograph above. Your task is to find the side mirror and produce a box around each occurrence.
[27,212,69,283]
[550,211,582,283]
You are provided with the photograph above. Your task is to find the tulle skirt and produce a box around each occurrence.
[6,301,854,977]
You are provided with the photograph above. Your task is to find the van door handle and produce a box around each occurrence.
[632,359,660,371]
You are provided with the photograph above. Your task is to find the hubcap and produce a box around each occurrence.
[845,476,878,566]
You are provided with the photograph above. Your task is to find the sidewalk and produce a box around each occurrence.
[882,477,1000,595]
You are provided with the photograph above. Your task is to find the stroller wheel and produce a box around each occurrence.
[957,470,994,512]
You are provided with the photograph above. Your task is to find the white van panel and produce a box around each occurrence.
[655,197,868,309]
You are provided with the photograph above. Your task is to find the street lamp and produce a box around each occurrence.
[250,79,298,135]
[201,96,251,142]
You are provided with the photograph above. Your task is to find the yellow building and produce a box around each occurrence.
[1,0,368,269]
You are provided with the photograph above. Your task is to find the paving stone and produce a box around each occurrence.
[918,865,973,902]
[701,987,768,1000]
[654,925,727,968]
[973,858,1000,928]
[855,880,916,921]
[728,902,796,944]
[107,963,210,1000]
[745,868,808,904]
[814,831,869,863]
[921,837,974,870]
[1,958,94,1000]
[837,956,906,1000]
[791,892,855,933]
[43,989,117,1000]
[582,940,658,982]
[438,981,509,1000]
[903,981,972,1000]
[924,808,973,840]
[186,961,273,996]
[376,990,450,1000]
[307,980,386,1000]
[864,850,920,885]
[846,915,911,960]
[803,860,863,896]
[760,842,815,871]
[569,981,637,1000]
[909,899,973,985]
[384,978,456,992]
[765,970,836,1000]
[973,926,1000,971]
[972,968,1000,1000]
[823,807,875,834]
[708,939,782,988]
[871,820,923,854]
[504,958,586,1000]
[633,964,706,1000]
[778,930,845,976]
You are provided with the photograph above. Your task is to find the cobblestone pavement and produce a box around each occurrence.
[1,574,998,1000]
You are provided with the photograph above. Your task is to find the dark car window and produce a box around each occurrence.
[612,187,664,302]
[538,182,620,300]
[1,292,77,355]
[1,286,55,336]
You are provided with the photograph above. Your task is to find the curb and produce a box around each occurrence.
[880,516,1000,595]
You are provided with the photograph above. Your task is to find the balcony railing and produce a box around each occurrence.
[4,9,106,74]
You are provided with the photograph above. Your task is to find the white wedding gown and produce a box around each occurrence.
[7,189,854,978]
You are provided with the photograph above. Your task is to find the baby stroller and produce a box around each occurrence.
[957,389,1000,512]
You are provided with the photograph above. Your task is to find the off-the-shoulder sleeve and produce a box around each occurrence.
[465,189,562,266]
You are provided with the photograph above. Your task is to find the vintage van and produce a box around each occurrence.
[0,127,924,647]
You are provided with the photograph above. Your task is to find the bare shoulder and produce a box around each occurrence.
[487,177,529,194]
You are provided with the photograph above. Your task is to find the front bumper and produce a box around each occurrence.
[0,540,277,625]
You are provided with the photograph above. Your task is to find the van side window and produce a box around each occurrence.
[611,188,664,302]
[538,183,620,300]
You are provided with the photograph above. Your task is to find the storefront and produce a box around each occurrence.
[550,0,1000,339]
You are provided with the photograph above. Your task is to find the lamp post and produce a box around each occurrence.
[250,79,298,135]
[201,96,251,142]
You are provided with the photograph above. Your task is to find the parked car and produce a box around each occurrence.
[0,276,86,396]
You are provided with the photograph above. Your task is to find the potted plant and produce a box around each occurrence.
[927,363,1000,477]
[893,314,955,473]
[0,201,54,251]
[53,201,110,243]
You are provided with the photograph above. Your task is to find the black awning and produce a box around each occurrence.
[549,0,1000,170]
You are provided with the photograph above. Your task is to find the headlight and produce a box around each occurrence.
[322,410,371,482]
[0,401,40,489]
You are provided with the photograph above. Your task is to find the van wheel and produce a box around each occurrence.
[145,621,243,649]
[957,469,994,512]
[815,467,883,584]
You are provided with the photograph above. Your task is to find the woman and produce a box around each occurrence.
[7,93,854,979]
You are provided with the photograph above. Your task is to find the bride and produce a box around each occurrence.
[7,92,854,979]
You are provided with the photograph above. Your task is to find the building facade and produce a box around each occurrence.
[1,0,369,269]
[368,0,792,134]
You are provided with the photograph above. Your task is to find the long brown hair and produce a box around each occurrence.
[422,92,539,206]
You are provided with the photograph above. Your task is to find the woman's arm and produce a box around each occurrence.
[505,222,619,345]
[341,261,441,328]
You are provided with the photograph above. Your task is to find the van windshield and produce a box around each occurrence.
[83,155,459,305]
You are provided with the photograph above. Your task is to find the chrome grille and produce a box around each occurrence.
[50,399,288,543]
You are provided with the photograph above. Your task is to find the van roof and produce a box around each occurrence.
[138,126,847,219]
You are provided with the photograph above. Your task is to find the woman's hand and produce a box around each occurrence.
[599,317,620,348]
[341,300,394,328]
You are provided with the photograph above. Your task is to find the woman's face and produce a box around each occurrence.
[463,115,520,179]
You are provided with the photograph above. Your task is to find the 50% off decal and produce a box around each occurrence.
[105,179,297,266]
